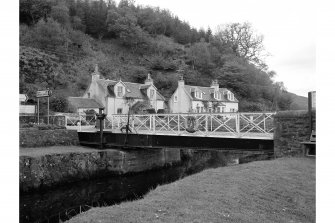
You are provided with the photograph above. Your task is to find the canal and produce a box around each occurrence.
[20,149,272,223]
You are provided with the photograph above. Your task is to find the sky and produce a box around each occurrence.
[118,0,316,97]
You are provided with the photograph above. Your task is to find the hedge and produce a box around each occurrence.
[20,129,79,148]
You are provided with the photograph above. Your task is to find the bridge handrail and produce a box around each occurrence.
[104,112,275,139]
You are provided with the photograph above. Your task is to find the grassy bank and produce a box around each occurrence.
[67,157,315,223]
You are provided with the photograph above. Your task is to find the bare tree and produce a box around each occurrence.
[216,22,268,69]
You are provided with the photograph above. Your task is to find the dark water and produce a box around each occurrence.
[20,149,271,223]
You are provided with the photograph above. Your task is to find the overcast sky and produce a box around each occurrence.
[118,0,316,97]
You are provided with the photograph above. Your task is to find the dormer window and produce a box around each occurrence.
[117,86,123,97]
[227,92,234,101]
[149,89,155,99]
[214,91,221,100]
[195,91,203,99]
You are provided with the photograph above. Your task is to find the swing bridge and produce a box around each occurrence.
[78,112,275,140]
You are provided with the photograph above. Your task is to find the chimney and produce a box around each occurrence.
[145,73,153,85]
[92,64,100,81]
[210,79,219,91]
[178,74,184,87]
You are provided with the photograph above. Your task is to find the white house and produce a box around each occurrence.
[81,65,165,116]
[168,77,239,113]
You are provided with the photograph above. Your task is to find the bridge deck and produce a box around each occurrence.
[79,127,273,140]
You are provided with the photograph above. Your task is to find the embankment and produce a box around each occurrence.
[20,147,181,192]
[273,110,316,157]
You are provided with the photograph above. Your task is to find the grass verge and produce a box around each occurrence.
[67,157,315,223]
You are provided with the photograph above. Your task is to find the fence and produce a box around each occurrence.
[104,112,275,139]
[20,112,275,139]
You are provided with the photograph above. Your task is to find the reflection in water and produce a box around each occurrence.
[20,149,271,223]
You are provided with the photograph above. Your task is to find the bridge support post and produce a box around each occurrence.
[111,115,114,129]
[205,114,208,136]
[178,114,180,134]
[236,113,240,137]
[153,115,156,134]
[149,115,152,131]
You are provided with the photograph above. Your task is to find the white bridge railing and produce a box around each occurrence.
[104,112,275,140]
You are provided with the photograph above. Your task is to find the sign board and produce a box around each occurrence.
[36,90,52,98]
[19,94,29,102]
[20,105,36,114]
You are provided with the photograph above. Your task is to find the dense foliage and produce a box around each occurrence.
[20,0,293,112]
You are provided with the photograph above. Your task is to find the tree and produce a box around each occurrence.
[106,5,150,52]
[30,18,69,54]
[19,46,65,97]
[50,94,69,112]
[50,2,71,27]
[20,0,52,25]
[84,0,108,39]
[187,41,213,70]
[216,22,267,68]
[205,27,212,43]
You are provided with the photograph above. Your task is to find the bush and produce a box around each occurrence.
[19,123,66,130]
[35,124,66,130]
[20,129,78,147]
[20,122,35,128]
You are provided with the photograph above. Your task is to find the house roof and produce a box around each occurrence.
[183,85,238,102]
[68,97,104,109]
[95,79,165,101]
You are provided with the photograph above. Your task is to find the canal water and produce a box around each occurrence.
[20,149,272,223]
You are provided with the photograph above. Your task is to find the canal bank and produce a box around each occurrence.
[66,157,315,223]
[20,147,273,223]
[20,146,271,193]
[20,146,181,192]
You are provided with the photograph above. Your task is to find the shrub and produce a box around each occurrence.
[33,124,66,130]
[20,122,35,128]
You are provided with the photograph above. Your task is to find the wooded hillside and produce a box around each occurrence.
[20,0,301,113]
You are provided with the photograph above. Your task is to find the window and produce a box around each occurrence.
[214,91,221,100]
[87,92,90,98]
[218,106,226,113]
[230,108,235,112]
[195,91,202,99]
[117,108,123,114]
[117,86,123,97]
[174,95,178,102]
[150,89,155,99]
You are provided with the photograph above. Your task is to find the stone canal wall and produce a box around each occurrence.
[20,129,79,148]
[20,148,181,192]
[273,110,316,157]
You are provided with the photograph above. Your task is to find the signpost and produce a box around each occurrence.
[36,90,52,125]
[19,94,29,103]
